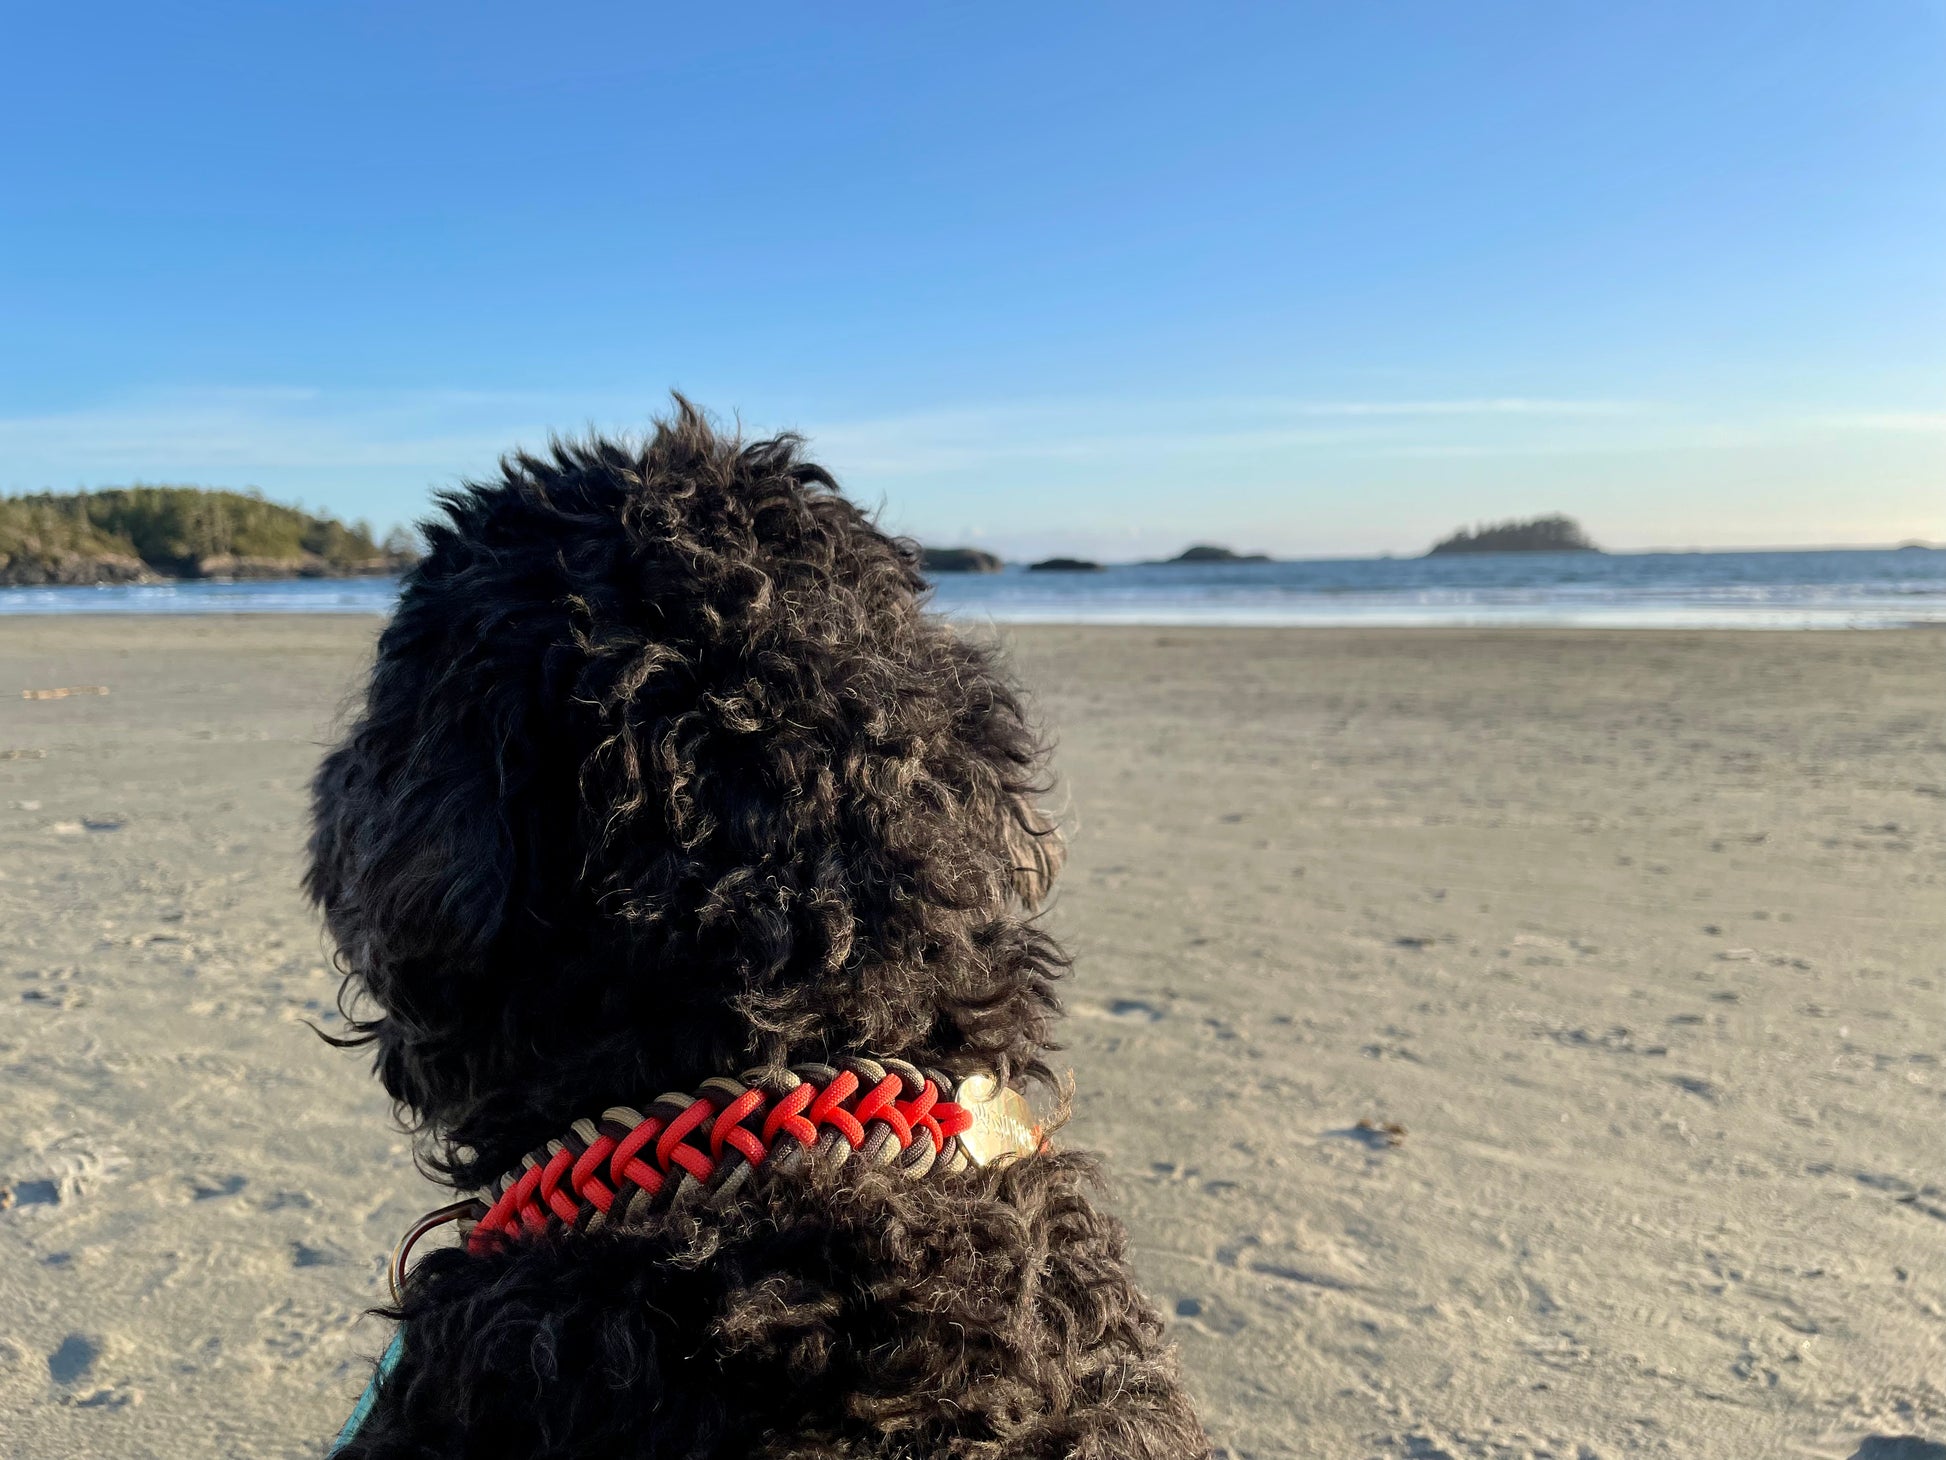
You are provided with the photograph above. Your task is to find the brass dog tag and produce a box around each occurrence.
[953,1074,1042,1167]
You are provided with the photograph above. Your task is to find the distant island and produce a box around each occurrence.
[919,545,1004,574]
[1027,556,1103,572]
[0,487,414,586]
[921,543,1275,572]
[1427,514,1600,555]
[1165,544,1270,564]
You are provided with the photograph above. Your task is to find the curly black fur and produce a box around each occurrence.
[308,401,1208,1458]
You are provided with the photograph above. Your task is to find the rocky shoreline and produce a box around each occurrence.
[0,552,400,587]
[0,486,412,588]
[0,552,400,588]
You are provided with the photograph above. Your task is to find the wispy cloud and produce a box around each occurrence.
[802,396,1650,476]
[1272,397,1642,418]
[810,422,1376,475]
[1813,411,1946,432]
[0,386,583,485]
[1,385,1934,557]
[0,387,1656,488]
[14,387,1925,498]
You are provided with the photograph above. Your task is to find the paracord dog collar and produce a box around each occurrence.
[389,1058,1044,1302]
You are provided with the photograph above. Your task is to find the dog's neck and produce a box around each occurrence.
[390,1059,1045,1299]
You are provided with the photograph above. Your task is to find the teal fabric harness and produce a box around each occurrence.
[332,1329,403,1454]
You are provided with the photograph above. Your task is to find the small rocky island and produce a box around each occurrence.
[1027,556,1104,572]
[1427,514,1599,555]
[919,546,1004,574]
[0,487,414,586]
[1166,544,1270,563]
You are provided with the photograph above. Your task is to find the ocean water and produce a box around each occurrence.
[1,549,1941,628]
[924,549,1946,629]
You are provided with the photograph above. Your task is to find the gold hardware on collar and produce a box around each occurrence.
[951,1073,1043,1168]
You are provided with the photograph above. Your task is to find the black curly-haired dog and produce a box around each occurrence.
[307,401,1209,1459]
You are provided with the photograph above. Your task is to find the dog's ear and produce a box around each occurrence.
[1004,793,1066,911]
[307,706,517,981]
[305,621,557,1106]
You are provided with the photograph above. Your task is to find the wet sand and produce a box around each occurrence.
[0,618,1939,1458]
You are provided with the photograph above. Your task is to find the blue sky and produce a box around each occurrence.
[3,3,1941,558]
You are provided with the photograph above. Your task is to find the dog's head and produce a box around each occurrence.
[307,401,1066,1182]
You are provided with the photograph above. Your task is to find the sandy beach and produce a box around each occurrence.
[0,617,1939,1459]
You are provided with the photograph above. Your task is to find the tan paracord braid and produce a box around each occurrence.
[464,1058,974,1252]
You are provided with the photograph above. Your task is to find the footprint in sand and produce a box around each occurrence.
[47,1333,99,1386]
[186,1173,247,1201]
[1,1178,62,1209]
[1851,1440,1946,1460]
[1172,1296,1247,1336]
[1668,1075,1720,1101]
[1,1140,122,1212]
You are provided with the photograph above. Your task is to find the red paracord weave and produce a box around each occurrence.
[468,1058,973,1251]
